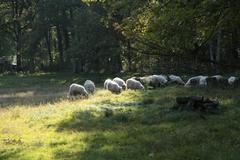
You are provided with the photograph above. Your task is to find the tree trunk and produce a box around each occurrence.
[63,27,69,50]
[63,26,70,63]
[16,51,22,71]
[216,29,221,63]
[127,39,132,71]
[12,0,22,71]
[232,29,239,60]
[209,40,215,69]
[215,29,222,72]
[117,53,122,72]
[45,28,53,66]
[56,25,64,65]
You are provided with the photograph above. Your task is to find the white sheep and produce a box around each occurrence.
[228,76,239,87]
[185,76,208,87]
[104,79,112,90]
[212,75,223,80]
[160,74,168,80]
[199,76,208,86]
[148,75,168,88]
[131,76,149,86]
[84,80,95,94]
[168,75,185,85]
[126,78,145,90]
[211,75,228,87]
[228,76,237,85]
[113,77,127,90]
[68,83,89,98]
[107,80,122,94]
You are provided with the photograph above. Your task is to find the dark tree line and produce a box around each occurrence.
[0,0,239,74]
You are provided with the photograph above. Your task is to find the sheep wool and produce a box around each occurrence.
[185,76,207,87]
[84,80,95,94]
[68,83,89,97]
[107,80,122,93]
[149,75,168,88]
[228,76,237,85]
[126,78,145,90]
[168,75,185,85]
[113,77,127,90]
[212,75,223,80]
[104,79,112,90]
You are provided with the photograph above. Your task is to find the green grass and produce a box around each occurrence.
[0,73,240,160]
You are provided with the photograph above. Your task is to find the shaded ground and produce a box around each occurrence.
[0,72,109,107]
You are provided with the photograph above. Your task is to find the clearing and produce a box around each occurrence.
[0,73,240,160]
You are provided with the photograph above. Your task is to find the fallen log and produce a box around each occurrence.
[173,96,219,112]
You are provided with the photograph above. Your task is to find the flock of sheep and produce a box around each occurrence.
[68,75,240,98]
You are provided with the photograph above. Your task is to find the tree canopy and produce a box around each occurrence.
[0,0,239,73]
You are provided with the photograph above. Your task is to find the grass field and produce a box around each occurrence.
[0,73,240,160]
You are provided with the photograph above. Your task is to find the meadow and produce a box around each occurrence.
[0,73,240,160]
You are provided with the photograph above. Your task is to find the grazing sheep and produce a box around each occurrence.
[84,80,95,94]
[149,75,168,88]
[107,80,122,94]
[113,77,127,90]
[228,76,240,87]
[212,75,223,80]
[185,76,208,87]
[126,78,145,90]
[218,78,229,87]
[206,75,228,88]
[206,77,218,87]
[160,74,168,81]
[132,76,149,86]
[104,79,112,89]
[228,76,237,85]
[168,75,185,85]
[199,76,208,86]
[68,83,89,98]
[211,75,228,87]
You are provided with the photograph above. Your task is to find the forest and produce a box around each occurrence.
[0,0,239,74]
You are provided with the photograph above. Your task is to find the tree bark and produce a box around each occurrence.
[45,28,53,66]
[56,25,64,65]
[12,0,22,71]
[215,29,222,72]
[216,29,221,63]
[127,39,132,71]
[209,40,214,68]
[232,29,239,60]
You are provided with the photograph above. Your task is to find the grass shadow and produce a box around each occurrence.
[0,87,68,108]
[0,148,22,160]
[53,86,240,160]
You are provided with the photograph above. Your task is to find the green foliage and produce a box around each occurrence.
[68,4,121,72]
[0,0,240,73]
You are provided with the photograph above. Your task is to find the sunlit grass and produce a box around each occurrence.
[0,74,240,159]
